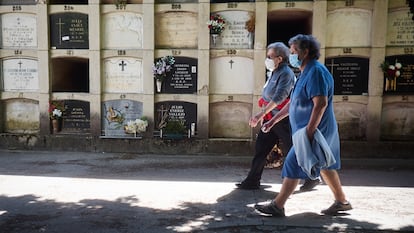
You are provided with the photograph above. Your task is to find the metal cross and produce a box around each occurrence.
[326,58,339,74]
[18,60,22,70]
[56,18,65,45]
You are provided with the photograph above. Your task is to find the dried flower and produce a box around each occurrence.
[245,14,255,33]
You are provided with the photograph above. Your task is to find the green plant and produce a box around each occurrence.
[164,120,186,134]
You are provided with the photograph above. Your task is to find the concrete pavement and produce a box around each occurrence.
[0,150,413,233]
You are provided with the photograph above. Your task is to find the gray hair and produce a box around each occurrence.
[267,42,290,63]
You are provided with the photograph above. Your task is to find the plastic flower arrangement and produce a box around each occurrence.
[152,56,175,81]
[380,60,402,80]
[49,100,64,120]
[207,14,226,35]
[124,117,148,136]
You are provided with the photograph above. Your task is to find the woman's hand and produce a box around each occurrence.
[261,118,275,133]
[249,112,264,127]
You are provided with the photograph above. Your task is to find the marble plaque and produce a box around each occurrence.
[102,12,143,49]
[1,13,37,48]
[326,9,371,47]
[163,56,197,94]
[384,55,414,94]
[4,98,39,134]
[381,102,414,140]
[210,56,254,94]
[102,100,143,137]
[50,13,88,49]
[325,56,369,95]
[2,58,38,91]
[387,9,414,46]
[103,57,143,93]
[155,11,198,49]
[0,0,37,5]
[154,101,197,130]
[212,11,251,49]
[209,101,251,138]
[62,100,90,133]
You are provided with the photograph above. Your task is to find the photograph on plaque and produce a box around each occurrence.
[2,58,38,91]
[61,100,90,133]
[102,100,144,138]
[325,56,369,95]
[162,56,197,94]
[382,55,414,94]
[1,13,37,48]
[50,13,89,49]
[154,101,197,132]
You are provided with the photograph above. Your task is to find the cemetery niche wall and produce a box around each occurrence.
[51,57,89,92]
[383,55,414,94]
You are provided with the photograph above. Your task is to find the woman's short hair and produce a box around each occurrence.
[267,42,290,63]
[288,34,321,60]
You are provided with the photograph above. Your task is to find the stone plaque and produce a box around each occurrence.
[102,100,143,137]
[334,102,366,140]
[210,56,254,94]
[209,101,251,138]
[162,56,197,94]
[155,11,198,49]
[103,57,143,93]
[325,56,369,95]
[0,0,37,5]
[62,100,90,133]
[154,101,197,130]
[50,13,88,49]
[387,9,414,46]
[384,55,414,94]
[212,11,251,49]
[4,98,39,134]
[2,58,38,91]
[381,102,414,140]
[1,13,37,48]
[102,12,143,49]
[326,9,371,47]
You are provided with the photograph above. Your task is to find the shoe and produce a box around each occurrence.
[254,200,285,217]
[321,200,353,215]
[235,181,260,190]
[299,178,321,192]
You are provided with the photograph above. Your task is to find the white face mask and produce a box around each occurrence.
[265,58,275,71]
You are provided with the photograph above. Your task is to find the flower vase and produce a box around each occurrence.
[156,79,162,92]
[52,119,60,134]
[211,34,219,46]
[248,32,254,49]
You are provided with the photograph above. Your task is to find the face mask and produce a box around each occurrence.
[289,54,302,68]
[265,58,275,71]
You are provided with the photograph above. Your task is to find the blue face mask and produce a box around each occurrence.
[289,54,302,68]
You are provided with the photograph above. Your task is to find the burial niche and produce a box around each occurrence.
[267,10,312,45]
[49,0,88,4]
[51,57,89,93]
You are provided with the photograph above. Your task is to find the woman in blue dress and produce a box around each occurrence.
[254,34,352,217]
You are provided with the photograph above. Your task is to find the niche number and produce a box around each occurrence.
[343,48,352,54]
[172,50,181,56]
[228,3,237,8]
[172,4,181,9]
[285,2,295,8]
[13,5,22,11]
[64,5,74,11]
[227,50,237,55]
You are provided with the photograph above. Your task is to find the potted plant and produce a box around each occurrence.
[152,55,175,92]
[163,120,187,140]
[49,100,64,133]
